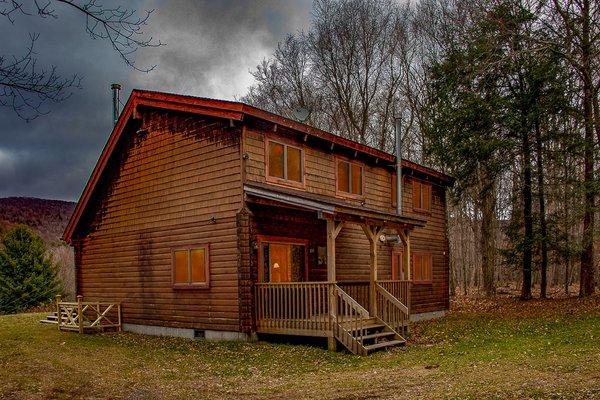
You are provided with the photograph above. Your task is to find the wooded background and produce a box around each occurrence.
[243,0,600,298]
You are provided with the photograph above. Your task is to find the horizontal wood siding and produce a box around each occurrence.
[75,110,243,331]
[335,223,393,282]
[401,178,449,314]
[244,127,449,315]
[244,128,392,211]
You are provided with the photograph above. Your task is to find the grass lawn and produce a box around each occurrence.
[1,296,599,400]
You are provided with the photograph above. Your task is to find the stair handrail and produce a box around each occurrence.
[332,285,370,355]
[374,283,409,315]
[335,285,370,319]
[374,282,409,337]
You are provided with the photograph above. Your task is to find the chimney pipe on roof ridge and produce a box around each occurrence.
[111,83,122,126]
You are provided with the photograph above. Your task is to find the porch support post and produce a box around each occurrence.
[398,229,411,281]
[326,219,343,351]
[398,228,412,322]
[361,224,381,316]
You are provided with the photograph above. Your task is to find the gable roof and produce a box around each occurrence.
[63,89,453,243]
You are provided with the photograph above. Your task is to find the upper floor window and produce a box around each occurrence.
[412,179,431,212]
[337,159,363,196]
[173,245,210,288]
[267,140,304,185]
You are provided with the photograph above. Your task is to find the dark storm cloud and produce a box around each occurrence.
[0,0,311,201]
[130,0,312,98]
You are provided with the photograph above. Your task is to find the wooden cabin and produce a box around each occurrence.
[63,90,453,355]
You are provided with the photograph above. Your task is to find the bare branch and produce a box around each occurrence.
[0,0,162,120]
[0,34,81,121]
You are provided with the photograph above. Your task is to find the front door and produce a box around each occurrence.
[258,237,308,283]
[268,243,291,283]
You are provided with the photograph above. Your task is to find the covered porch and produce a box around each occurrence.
[245,183,425,355]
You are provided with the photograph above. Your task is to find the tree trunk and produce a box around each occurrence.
[579,0,596,297]
[580,86,595,297]
[480,177,496,297]
[534,121,548,299]
[521,126,533,300]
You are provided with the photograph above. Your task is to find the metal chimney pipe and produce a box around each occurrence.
[111,83,122,126]
[395,116,403,215]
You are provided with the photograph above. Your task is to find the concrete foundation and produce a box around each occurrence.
[122,323,251,341]
[410,310,446,322]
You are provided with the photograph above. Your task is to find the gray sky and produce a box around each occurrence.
[0,0,312,201]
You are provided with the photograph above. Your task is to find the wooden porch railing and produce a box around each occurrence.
[377,280,411,310]
[56,295,122,333]
[254,282,333,336]
[374,282,410,336]
[337,281,370,311]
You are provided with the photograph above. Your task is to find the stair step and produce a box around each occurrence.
[39,319,58,324]
[364,339,405,352]
[348,323,385,332]
[338,316,375,323]
[357,331,396,341]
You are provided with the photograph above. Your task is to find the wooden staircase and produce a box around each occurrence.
[342,316,406,354]
[333,286,407,355]
[39,310,73,325]
[39,311,58,324]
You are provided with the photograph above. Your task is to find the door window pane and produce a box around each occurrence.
[269,243,290,283]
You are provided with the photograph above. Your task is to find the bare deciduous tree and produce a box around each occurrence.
[0,0,162,121]
[244,0,412,153]
[246,0,598,298]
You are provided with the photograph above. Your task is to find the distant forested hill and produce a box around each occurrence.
[0,197,76,244]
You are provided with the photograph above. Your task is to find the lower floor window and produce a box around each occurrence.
[412,253,433,283]
[173,245,210,287]
[392,249,433,283]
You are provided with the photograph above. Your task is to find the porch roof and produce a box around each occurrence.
[244,182,426,229]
